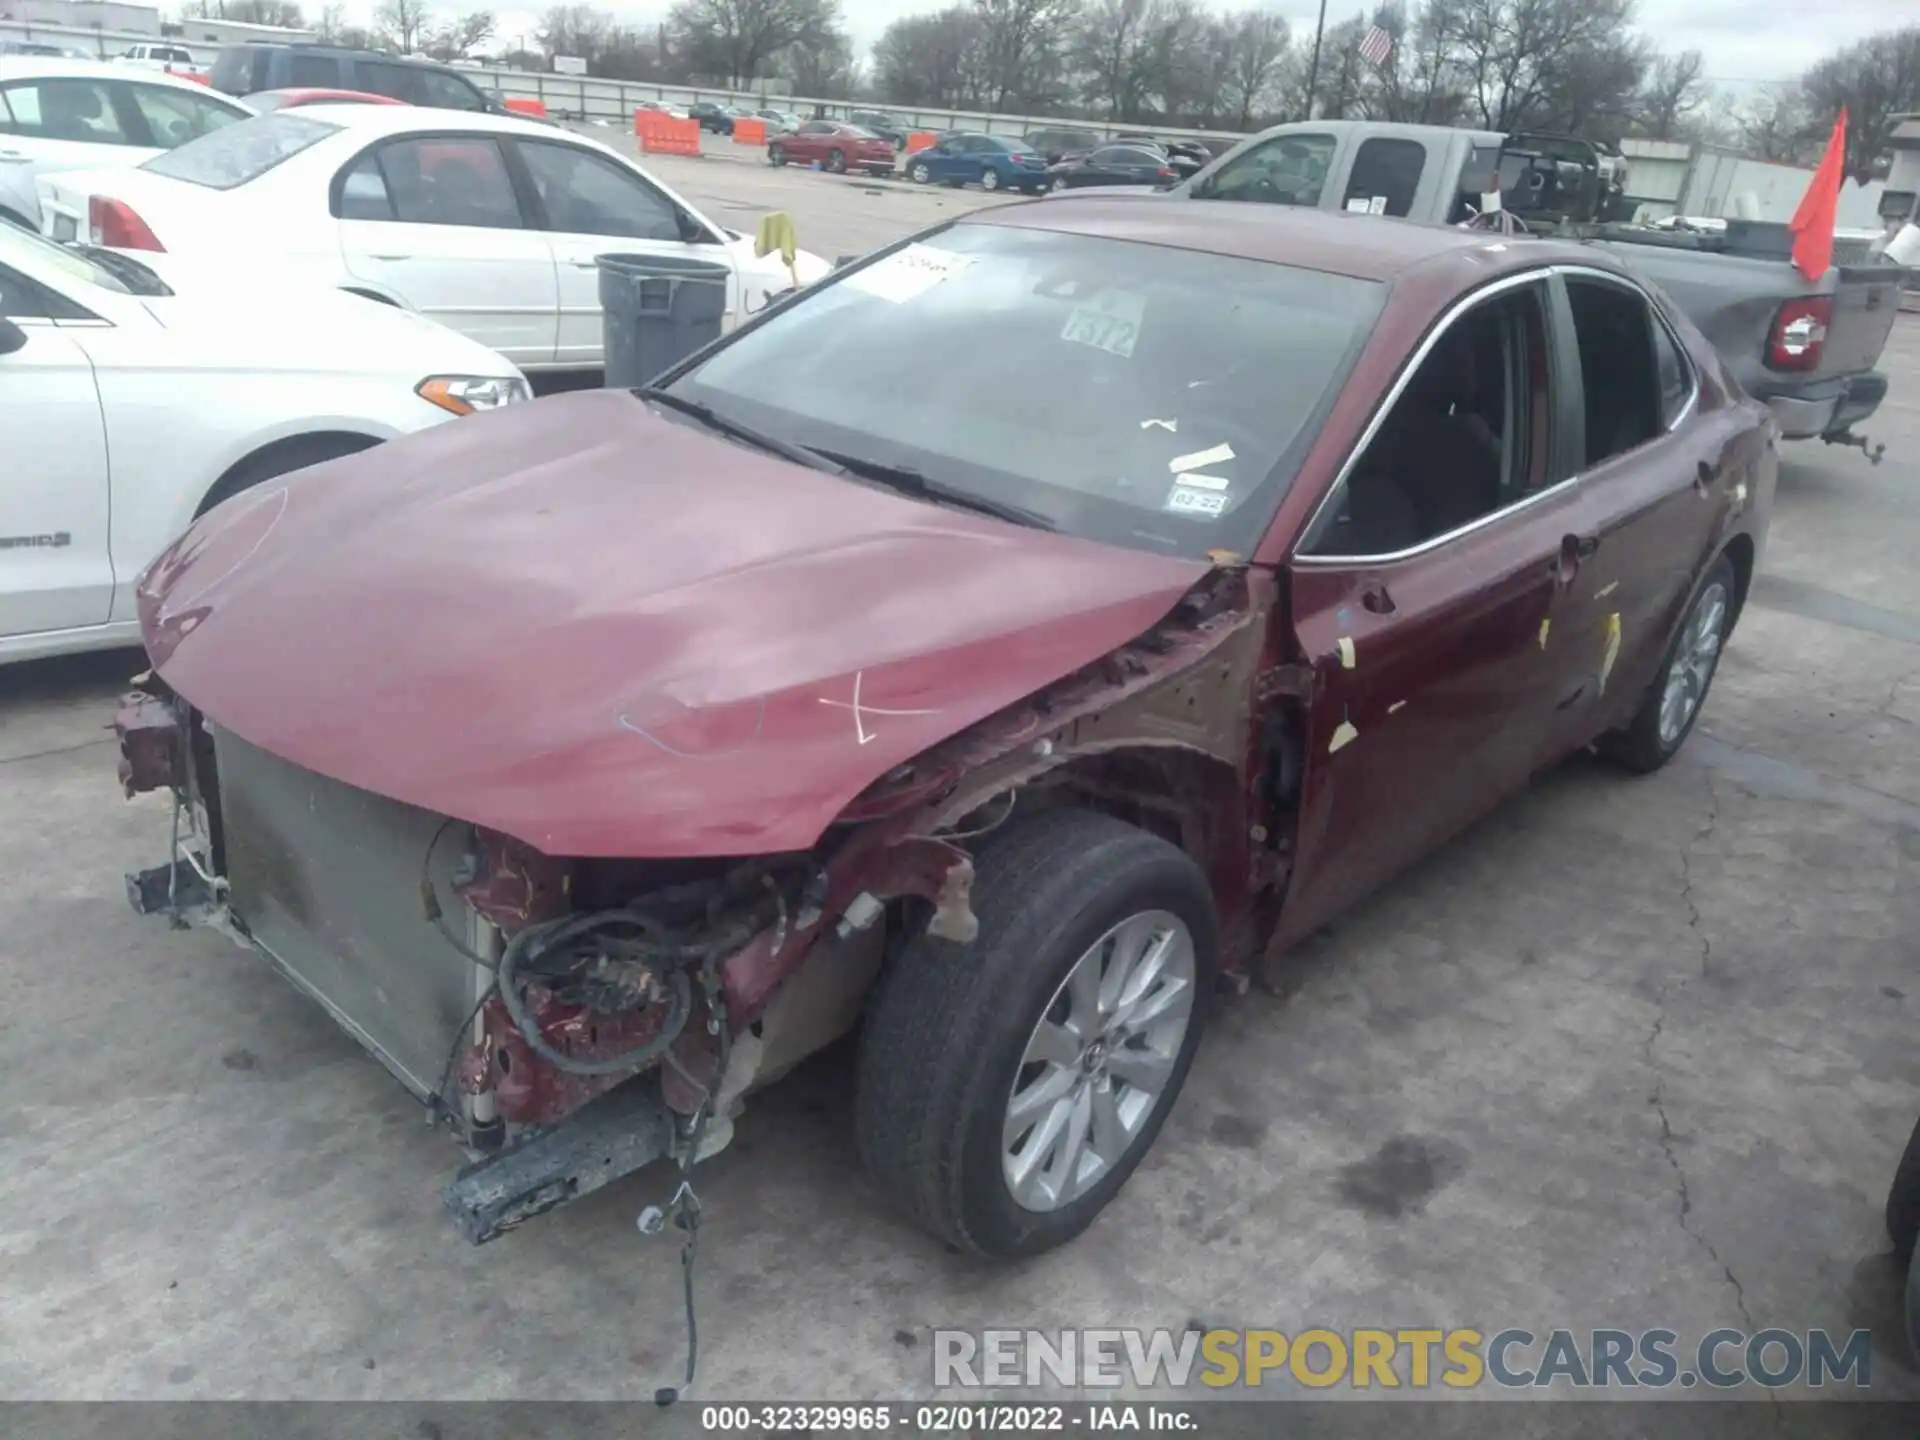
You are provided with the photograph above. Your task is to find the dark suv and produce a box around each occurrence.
[209,44,505,112]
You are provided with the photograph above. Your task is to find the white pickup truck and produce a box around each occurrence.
[1156,120,1908,461]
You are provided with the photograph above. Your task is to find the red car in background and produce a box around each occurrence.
[769,120,895,176]
[244,88,405,111]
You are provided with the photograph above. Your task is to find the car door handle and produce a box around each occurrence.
[367,253,412,262]
[1564,533,1600,560]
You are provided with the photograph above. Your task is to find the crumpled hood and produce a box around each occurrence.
[139,389,1207,858]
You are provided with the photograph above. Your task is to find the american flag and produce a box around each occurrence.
[1358,24,1394,67]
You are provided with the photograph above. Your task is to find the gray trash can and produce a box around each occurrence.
[597,253,730,390]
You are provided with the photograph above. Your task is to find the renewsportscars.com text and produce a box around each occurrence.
[933,1327,1875,1391]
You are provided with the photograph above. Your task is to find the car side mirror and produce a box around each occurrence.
[676,209,715,245]
[0,316,26,356]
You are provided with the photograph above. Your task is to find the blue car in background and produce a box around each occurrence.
[905,132,1049,194]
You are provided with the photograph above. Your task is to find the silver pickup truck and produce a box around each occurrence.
[1142,120,1906,461]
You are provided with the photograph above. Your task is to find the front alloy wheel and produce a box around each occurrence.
[1003,911,1195,1211]
[981,168,1001,191]
[910,161,930,184]
[1051,175,1068,192]
[856,808,1216,1257]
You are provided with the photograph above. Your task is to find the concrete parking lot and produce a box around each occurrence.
[2,154,1917,1408]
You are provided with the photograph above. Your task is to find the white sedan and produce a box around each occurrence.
[0,56,250,230]
[0,218,529,664]
[37,104,834,372]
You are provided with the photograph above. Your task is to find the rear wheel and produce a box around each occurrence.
[826,148,846,173]
[1600,554,1734,773]
[1051,175,1068,192]
[769,143,786,166]
[981,168,1001,192]
[856,809,1216,1257]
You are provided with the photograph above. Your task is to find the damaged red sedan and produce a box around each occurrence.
[117,200,1775,1259]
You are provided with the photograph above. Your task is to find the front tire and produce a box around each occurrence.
[827,148,846,173]
[910,161,931,184]
[981,168,1001,192]
[856,809,1216,1258]
[769,143,786,166]
[1887,1113,1920,1260]
[1600,554,1735,773]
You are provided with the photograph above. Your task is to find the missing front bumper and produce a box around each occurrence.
[444,1075,676,1244]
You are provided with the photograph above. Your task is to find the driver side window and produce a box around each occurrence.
[1304,280,1554,558]
[1202,132,1334,206]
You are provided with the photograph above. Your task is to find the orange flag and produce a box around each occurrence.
[1789,108,1847,281]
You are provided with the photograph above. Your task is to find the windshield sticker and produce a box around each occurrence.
[1169,442,1235,473]
[1165,484,1228,517]
[1345,197,1372,213]
[842,243,974,304]
[1060,289,1146,358]
[1172,471,1230,491]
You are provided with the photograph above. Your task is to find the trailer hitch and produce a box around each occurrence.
[1821,427,1886,465]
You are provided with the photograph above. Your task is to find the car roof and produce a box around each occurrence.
[966,195,1610,284]
[0,55,234,96]
[293,103,563,141]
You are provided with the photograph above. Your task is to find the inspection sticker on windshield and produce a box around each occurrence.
[843,243,974,304]
[1060,289,1147,358]
[1165,483,1229,517]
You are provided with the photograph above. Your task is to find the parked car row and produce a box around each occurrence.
[4,90,831,662]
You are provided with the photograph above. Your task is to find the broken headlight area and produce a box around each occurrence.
[113,691,972,1246]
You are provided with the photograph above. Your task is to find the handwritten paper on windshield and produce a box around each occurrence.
[842,243,975,304]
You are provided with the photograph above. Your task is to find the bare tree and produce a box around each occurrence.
[1212,8,1290,130]
[537,5,610,63]
[1801,24,1920,183]
[1638,48,1707,140]
[1450,0,1638,132]
[425,11,500,59]
[872,7,994,108]
[667,0,844,88]
[973,0,1079,112]
[374,0,433,55]
[183,0,307,25]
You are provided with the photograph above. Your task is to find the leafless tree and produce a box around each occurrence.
[1638,48,1707,140]
[667,0,843,88]
[1801,24,1920,183]
[374,0,432,55]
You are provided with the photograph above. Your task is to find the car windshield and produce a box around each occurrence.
[842,124,879,139]
[666,222,1383,558]
[142,111,338,189]
[0,221,133,295]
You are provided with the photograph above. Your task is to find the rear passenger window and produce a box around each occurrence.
[286,54,339,89]
[1344,137,1426,218]
[362,136,522,228]
[1563,276,1666,466]
[1306,282,1553,557]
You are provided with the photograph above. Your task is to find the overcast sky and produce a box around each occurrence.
[421,0,1910,91]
